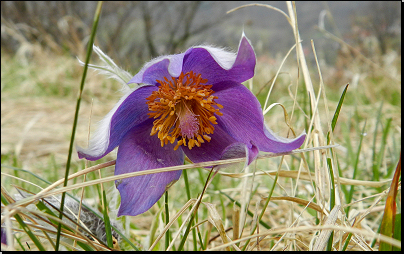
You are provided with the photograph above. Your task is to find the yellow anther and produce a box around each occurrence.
[203,135,211,141]
[209,116,217,123]
[197,135,204,143]
[188,139,195,150]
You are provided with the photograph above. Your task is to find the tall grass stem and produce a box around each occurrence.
[55,2,103,250]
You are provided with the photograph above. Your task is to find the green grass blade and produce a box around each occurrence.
[15,234,26,251]
[327,158,336,210]
[55,2,103,251]
[371,102,384,180]
[76,241,96,251]
[164,191,170,250]
[342,232,353,251]
[374,118,392,183]
[392,213,401,251]
[183,169,192,199]
[327,84,348,144]
[326,231,334,251]
[102,190,113,248]
[325,83,348,216]
[331,84,349,131]
[326,158,335,251]
[331,84,349,132]
[345,120,367,215]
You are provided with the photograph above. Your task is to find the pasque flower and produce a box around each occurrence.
[77,34,306,217]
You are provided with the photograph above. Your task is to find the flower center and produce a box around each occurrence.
[146,71,223,150]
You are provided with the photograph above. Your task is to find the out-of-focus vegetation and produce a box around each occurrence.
[1,1,229,70]
[1,2,400,70]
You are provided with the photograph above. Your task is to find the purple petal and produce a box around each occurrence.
[182,125,236,163]
[128,34,256,87]
[128,53,186,85]
[214,81,306,153]
[183,125,258,165]
[182,34,256,85]
[77,85,157,160]
[115,120,184,217]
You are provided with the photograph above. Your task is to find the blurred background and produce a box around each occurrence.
[1,1,401,71]
[1,1,401,173]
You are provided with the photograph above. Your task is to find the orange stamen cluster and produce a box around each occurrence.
[146,71,223,150]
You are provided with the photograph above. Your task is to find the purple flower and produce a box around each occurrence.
[77,34,305,217]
